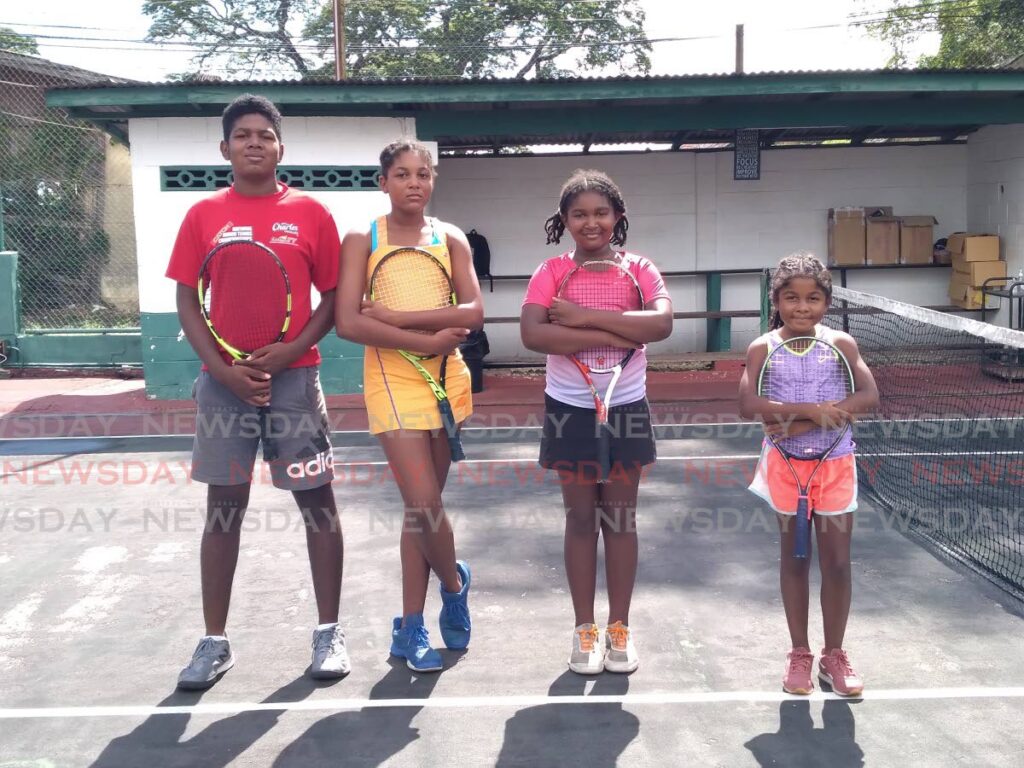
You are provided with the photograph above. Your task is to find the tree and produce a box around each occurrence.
[143,0,651,80]
[869,0,1024,69]
[0,26,39,55]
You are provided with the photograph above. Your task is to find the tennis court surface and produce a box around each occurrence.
[1,286,1023,767]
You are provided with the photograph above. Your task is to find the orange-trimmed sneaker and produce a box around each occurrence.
[819,648,864,697]
[783,647,815,695]
[568,623,604,674]
[604,621,639,673]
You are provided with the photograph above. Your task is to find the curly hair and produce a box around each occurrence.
[768,252,833,330]
[221,94,282,142]
[543,169,629,246]
[379,140,435,178]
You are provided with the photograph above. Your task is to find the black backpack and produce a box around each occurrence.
[466,229,492,282]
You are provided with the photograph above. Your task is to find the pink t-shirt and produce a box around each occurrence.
[522,251,671,409]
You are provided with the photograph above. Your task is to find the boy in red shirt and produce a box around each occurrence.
[166,94,347,689]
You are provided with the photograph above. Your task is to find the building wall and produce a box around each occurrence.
[100,141,138,312]
[431,144,968,359]
[131,115,417,398]
[967,124,1024,328]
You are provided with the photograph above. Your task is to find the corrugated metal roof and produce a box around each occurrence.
[44,67,1024,90]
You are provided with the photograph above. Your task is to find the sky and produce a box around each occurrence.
[0,0,937,81]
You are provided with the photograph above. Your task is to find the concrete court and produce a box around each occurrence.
[1,430,1023,768]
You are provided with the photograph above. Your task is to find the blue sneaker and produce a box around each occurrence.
[390,614,443,672]
[439,560,471,650]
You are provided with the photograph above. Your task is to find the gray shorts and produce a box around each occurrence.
[191,367,334,491]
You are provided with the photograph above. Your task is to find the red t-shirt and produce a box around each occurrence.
[166,184,340,368]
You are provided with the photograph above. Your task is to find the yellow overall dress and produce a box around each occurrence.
[363,216,473,435]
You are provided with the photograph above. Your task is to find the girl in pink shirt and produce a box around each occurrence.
[521,169,673,674]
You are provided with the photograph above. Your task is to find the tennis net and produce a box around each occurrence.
[825,286,1024,600]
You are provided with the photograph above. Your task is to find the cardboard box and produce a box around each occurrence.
[828,208,866,266]
[866,211,899,265]
[952,257,1007,287]
[899,216,938,264]
[948,271,986,309]
[946,232,968,255]
[947,233,1000,261]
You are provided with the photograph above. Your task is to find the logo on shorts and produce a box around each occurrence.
[286,448,334,479]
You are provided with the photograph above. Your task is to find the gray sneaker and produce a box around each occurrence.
[177,637,234,690]
[310,625,351,679]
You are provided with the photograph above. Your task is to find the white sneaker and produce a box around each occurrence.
[603,621,639,673]
[310,624,351,679]
[177,636,234,690]
[568,623,604,675]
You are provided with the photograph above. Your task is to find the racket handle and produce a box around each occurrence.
[597,423,611,483]
[259,406,278,463]
[793,497,811,559]
[438,399,465,463]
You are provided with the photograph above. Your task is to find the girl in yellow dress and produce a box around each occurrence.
[336,141,483,671]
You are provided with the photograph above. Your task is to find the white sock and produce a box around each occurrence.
[203,634,227,642]
[317,622,338,632]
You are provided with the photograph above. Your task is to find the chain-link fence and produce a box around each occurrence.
[0,51,139,330]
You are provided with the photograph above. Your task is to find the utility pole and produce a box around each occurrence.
[735,23,744,75]
[334,0,346,80]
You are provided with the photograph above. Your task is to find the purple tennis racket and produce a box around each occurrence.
[757,336,855,558]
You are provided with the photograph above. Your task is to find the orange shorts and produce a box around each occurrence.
[748,443,858,516]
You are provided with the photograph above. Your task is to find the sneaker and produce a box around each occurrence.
[438,560,471,650]
[390,614,443,672]
[177,636,234,691]
[603,621,639,673]
[568,623,604,675]
[783,647,815,695]
[819,648,864,697]
[310,624,351,679]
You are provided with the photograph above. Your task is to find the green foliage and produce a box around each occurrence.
[0,26,38,55]
[144,0,650,80]
[870,0,1024,68]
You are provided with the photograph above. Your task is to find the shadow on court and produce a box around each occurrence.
[744,700,864,768]
[495,672,639,767]
[88,675,325,768]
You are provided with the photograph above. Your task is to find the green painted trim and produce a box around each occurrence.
[0,252,20,342]
[417,97,1024,139]
[759,269,771,334]
[14,331,141,367]
[705,272,731,353]
[161,165,379,191]
[141,311,366,399]
[46,71,1024,114]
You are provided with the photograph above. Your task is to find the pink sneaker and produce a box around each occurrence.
[819,648,864,697]
[783,647,815,695]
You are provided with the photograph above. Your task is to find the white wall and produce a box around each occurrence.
[129,115,419,314]
[967,125,1024,328]
[432,144,968,359]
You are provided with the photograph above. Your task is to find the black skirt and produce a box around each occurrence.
[539,393,656,480]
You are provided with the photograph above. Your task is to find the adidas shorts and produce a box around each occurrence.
[190,367,334,491]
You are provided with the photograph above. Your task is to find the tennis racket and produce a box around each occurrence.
[757,336,855,558]
[197,239,292,458]
[368,246,465,462]
[556,258,645,482]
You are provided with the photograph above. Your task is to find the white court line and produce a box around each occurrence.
[2,686,1024,720]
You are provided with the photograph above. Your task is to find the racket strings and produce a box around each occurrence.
[761,339,853,456]
[560,262,643,372]
[201,243,289,355]
[371,250,452,313]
